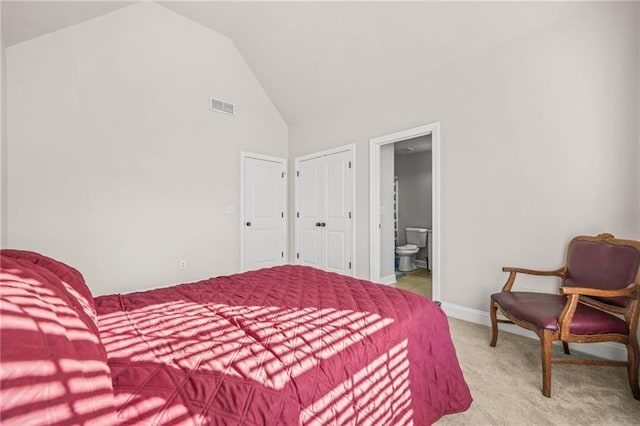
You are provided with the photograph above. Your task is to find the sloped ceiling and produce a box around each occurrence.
[1,1,598,125]
[1,1,134,47]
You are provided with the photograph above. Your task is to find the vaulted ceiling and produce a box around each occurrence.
[1,1,600,125]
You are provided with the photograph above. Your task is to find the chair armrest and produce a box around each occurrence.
[502,266,566,276]
[560,283,637,299]
[500,266,566,292]
[557,283,638,340]
[558,293,581,340]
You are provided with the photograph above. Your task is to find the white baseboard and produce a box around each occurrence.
[415,259,428,269]
[379,274,396,285]
[441,302,628,362]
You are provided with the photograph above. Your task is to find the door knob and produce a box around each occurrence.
[316,222,321,227]
[320,222,326,227]
[246,222,252,226]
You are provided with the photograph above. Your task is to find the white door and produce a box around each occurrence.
[295,146,354,276]
[242,154,286,272]
[298,157,323,268]
[323,150,352,274]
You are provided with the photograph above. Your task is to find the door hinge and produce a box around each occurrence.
[296,170,300,177]
[296,212,299,218]
[348,161,351,169]
[348,211,351,219]
[296,253,300,259]
[349,261,352,269]
[282,172,285,178]
[281,212,284,218]
[281,251,284,258]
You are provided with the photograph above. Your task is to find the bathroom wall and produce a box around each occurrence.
[394,149,432,262]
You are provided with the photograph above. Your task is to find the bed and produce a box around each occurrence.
[0,249,472,425]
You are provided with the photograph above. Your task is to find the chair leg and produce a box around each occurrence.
[562,342,570,355]
[541,331,553,397]
[626,339,640,400]
[490,300,499,347]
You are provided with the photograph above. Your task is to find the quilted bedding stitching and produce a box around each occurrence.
[95,265,472,425]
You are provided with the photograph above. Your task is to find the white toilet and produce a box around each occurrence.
[396,227,428,272]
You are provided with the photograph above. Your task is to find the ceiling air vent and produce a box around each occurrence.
[209,97,235,116]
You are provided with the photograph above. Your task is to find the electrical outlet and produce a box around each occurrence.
[179,260,187,270]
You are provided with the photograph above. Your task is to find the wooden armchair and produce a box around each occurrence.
[490,233,640,399]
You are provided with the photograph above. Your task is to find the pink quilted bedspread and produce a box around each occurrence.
[95,265,471,425]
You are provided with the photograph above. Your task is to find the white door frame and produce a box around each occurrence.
[369,122,441,301]
[240,152,287,272]
[294,143,356,276]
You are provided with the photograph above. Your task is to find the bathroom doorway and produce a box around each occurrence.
[369,122,441,301]
[393,139,433,298]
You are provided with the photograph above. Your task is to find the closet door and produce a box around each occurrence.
[295,147,353,276]
[323,150,352,274]
[298,157,324,268]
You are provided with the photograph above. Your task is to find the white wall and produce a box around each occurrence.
[289,3,640,311]
[1,3,7,248]
[379,143,395,280]
[6,3,288,295]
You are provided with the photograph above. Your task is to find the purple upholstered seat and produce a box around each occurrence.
[492,292,629,335]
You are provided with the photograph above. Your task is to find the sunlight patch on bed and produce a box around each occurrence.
[300,339,413,425]
[99,301,396,391]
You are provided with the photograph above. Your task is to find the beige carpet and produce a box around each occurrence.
[437,318,640,425]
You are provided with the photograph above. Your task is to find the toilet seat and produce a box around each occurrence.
[396,244,419,255]
[397,244,417,250]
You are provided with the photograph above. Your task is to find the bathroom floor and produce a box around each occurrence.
[392,268,432,299]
